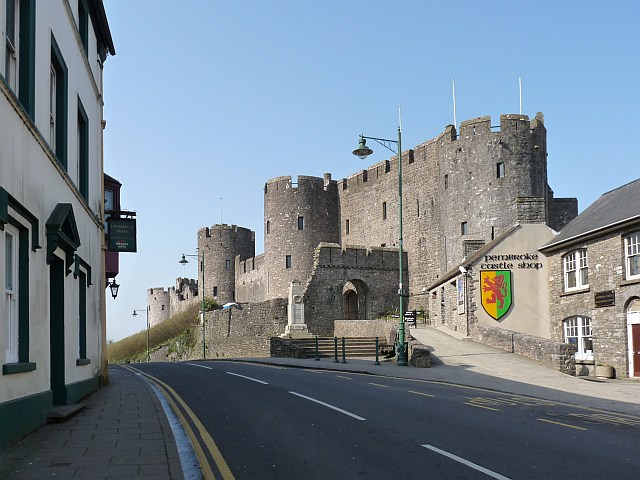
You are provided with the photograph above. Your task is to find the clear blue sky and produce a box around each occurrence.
[103,0,640,341]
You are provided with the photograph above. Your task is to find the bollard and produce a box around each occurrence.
[314,335,320,361]
[374,336,380,365]
[334,337,339,363]
[341,337,347,364]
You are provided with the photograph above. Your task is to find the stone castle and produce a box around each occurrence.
[148,112,578,334]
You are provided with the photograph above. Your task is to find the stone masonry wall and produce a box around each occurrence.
[472,323,576,374]
[263,175,340,301]
[546,228,640,377]
[303,243,408,336]
[197,299,288,358]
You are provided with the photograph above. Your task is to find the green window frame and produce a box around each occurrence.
[77,98,89,200]
[3,0,36,118]
[50,35,68,169]
[2,219,34,375]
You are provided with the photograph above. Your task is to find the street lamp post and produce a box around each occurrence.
[352,120,408,366]
[132,308,149,362]
[180,251,206,359]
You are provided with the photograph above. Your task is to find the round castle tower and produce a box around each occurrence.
[263,174,340,300]
[197,224,254,305]
[147,287,170,327]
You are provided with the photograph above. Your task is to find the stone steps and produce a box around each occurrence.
[287,336,392,359]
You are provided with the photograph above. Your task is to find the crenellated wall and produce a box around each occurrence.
[147,112,578,339]
[263,174,340,300]
[339,112,576,307]
[198,224,255,305]
[303,243,408,336]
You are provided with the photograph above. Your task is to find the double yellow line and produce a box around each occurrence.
[123,365,234,480]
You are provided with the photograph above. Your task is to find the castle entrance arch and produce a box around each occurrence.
[627,298,640,378]
[342,280,369,320]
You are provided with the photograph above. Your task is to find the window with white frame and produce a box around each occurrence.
[563,316,593,361]
[625,232,640,280]
[5,226,19,363]
[5,0,20,92]
[563,249,588,291]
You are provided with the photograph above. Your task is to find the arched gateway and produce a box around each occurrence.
[343,280,369,320]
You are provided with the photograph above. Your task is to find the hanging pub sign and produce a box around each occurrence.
[107,218,137,252]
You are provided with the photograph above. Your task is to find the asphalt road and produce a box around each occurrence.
[134,361,640,479]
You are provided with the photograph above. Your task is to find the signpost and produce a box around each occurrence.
[107,218,137,252]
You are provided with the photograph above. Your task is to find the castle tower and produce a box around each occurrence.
[147,288,171,327]
[198,224,255,305]
[263,174,340,299]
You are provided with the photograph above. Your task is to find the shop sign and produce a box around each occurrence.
[481,270,512,320]
[595,290,615,308]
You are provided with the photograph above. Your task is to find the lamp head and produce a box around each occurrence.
[109,280,120,299]
[132,310,138,317]
[179,254,188,265]
[352,137,373,160]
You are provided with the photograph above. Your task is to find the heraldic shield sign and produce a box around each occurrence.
[481,270,513,320]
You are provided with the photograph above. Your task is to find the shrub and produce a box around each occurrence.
[108,304,200,364]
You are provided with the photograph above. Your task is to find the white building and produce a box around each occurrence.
[1,0,114,448]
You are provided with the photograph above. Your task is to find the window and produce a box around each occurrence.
[497,162,505,178]
[564,316,593,361]
[225,259,231,270]
[3,0,34,116]
[77,99,89,199]
[345,219,350,235]
[382,202,387,220]
[285,255,292,269]
[5,0,19,92]
[563,249,588,291]
[461,221,468,235]
[297,216,304,230]
[444,174,449,190]
[5,227,18,363]
[78,0,88,55]
[50,35,68,168]
[266,220,270,234]
[625,232,640,280]
[49,65,56,149]
[213,286,218,297]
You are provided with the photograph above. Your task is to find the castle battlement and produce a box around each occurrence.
[264,175,337,194]
[313,242,406,270]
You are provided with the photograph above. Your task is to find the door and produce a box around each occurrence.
[344,290,358,320]
[633,323,640,377]
[50,257,67,405]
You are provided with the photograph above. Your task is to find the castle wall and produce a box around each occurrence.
[198,224,255,305]
[338,113,569,309]
[235,254,267,303]
[263,175,340,300]
[303,243,408,336]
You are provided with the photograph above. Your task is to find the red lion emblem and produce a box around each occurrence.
[483,274,508,309]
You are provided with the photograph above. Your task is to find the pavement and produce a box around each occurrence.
[2,325,640,478]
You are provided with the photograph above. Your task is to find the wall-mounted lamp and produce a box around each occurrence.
[108,279,120,299]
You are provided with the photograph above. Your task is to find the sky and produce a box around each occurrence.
[102,0,640,341]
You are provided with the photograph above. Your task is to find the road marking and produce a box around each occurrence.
[226,372,269,385]
[409,390,435,398]
[538,418,587,431]
[186,363,213,370]
[289,391,365,421]
[123,366,234,479]
[465,402,500,412]
[336,375,353,380]
[569,413,640,426]
[368,382,388,388]
[422,444,511,480]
